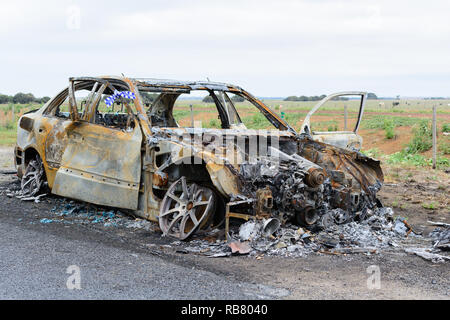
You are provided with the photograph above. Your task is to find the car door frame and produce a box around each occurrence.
[51,78,143,210]
[299,91,367,151]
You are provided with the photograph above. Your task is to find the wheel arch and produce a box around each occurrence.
[23,147,41,166]
[21,147,48,182]
[161,151,240,199]
[16,147,41,179]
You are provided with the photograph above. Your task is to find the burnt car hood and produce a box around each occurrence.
[151,126,383,208]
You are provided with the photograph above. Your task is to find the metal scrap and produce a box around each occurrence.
[229,241,252,255]
[404,248,450,263]
[430,226,450,251]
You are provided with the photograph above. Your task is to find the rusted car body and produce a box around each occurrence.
[15,76,383,239]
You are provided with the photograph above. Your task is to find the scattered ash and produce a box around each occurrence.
[0,180,47,203]
[176,207,450,262]
[430,227,450,250]
[316,208,412,249]
[2,177,448,262]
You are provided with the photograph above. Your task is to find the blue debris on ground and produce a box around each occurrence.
[44,200,155,231]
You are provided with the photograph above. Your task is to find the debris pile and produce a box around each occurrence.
[403,222,450,263]
[2,175,448,263]
[0,183,47,203]
[316,208,410,249]
[229,207,417,257]
[169,206,450,262]
[430,222,450,251]
[36,195,448,263]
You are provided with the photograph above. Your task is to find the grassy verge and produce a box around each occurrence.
[0,103,39,146]
[361,147,449,170]
[386,152,449,169]
[361,117,449,169]
[0,127,17,145]
[362,115,424,129]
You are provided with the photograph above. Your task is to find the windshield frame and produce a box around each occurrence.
[134,80,296,133]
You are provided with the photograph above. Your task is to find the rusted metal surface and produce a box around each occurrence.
[15,75,384,240]
[51,120,142,209]
[255,186,273,218]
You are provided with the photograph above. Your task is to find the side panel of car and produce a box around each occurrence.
[47,78,144,210]
[14,78,146,210]
[51,120,142,209]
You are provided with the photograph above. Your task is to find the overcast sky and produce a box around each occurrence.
[1,0,449,98]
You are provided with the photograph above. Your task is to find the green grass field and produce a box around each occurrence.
[1,99,449,169]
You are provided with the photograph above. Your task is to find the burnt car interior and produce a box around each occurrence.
[45,79,137,131]
[145,90,249,130]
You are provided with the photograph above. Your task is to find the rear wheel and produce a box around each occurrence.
[159,176,217,240]
[21,155,45,197]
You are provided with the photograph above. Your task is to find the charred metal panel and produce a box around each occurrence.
[52,120,142,210]
[44,119,72,169]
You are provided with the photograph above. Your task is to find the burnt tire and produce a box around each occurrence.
[21,155,45,197]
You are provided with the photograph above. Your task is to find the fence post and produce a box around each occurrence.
[432,105,437,169]
[344,104,348,131]
[190,104,194,128]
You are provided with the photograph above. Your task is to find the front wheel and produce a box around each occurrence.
[21,155,45,197]
[158,176,217,240]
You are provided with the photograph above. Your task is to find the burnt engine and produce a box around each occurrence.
[238,147,382,230]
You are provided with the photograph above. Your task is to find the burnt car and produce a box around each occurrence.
[15,76,383,240]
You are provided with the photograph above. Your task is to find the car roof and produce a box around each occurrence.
[96,76,244,92]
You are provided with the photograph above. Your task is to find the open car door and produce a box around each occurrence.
[51,78,142,210]
[299,92,367,151]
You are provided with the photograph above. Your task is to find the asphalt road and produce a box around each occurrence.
[0,172,448,300]
[0,218,287,300]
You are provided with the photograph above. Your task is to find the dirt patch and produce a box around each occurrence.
[360,127,413,154]
[380,165,449,234]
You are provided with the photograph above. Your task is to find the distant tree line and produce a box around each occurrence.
[284,95,327,101]
[202,96,214,103]
[231,95,245,102]
[284,92,378,101]
[140,92,159,104]
[0,92,51,104]
[202,94,245,103]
